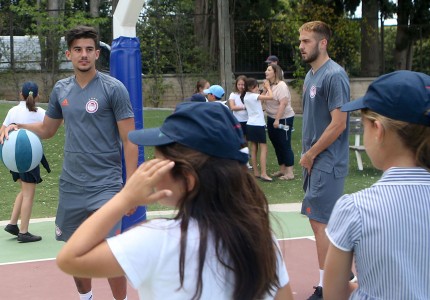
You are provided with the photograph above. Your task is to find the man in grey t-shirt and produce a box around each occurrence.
[298,21,350,300]
[3,26,138,300]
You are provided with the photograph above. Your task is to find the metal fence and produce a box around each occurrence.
[1,13,429,77]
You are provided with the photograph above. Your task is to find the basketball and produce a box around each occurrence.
[0,129,43,173]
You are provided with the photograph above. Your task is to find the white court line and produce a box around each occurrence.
[0,236,314,266]
[0,257,55,266]
[0,203,301,226]
[0,211,176,226]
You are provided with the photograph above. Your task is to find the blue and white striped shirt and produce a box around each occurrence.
[326,167,430,300]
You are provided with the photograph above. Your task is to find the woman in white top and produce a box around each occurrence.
[57,102,294,300]
[241,77,274,181]
[324,71,430,300]
[1,81,49,243]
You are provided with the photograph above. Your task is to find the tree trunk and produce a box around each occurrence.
[360,0,380,76]
[394,0,413,70]
[218,0,233,96]
[194,0,210,50]
[209,0,218,65]
[46,0,65,72]
[90,0,101,34]
[229,0,235,73]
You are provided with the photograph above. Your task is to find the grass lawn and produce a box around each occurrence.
[0,102,382,220]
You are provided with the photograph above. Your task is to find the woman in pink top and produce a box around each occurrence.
[264,64,295,180]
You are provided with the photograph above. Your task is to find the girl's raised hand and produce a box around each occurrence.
[120,159,175,207]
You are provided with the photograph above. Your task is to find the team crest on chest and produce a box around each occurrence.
[86,98,99,113]
[310,85,317,99]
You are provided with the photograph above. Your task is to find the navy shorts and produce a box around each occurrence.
[240,121,247,137]
[10,166,42,184]
[55,180,123,241]
[301,168,345,224]
[246,125,267,143]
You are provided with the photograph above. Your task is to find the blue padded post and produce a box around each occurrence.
[110,36,147,231]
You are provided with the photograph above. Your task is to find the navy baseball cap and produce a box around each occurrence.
[265,55,279,64]
[129,102,248,163]
[341,70,430,127]
[190,93,206,102]
[203,85,225,99]
[22,81,39,98]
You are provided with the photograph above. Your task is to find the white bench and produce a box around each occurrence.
[349,117,366,171]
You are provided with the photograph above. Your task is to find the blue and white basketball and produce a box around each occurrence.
[0,129,43,173]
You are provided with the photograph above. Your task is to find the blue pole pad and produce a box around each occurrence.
[110,36,147,231]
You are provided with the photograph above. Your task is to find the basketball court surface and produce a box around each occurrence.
[0,203,322,299]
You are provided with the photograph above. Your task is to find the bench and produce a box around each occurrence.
[349,117,366,171]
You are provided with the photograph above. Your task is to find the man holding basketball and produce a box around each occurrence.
[1,26,137,300]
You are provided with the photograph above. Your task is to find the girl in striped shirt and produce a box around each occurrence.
[324,71,430,300]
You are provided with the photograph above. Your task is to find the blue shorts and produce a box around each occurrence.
[55,180,123,241]
[301,168,345,224]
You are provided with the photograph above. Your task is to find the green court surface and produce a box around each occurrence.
[0,211,313,265]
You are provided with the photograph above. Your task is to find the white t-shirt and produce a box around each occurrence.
[244,92,265,126]
[228,92,248,122]
[3,101,45,125]
[107,218,289,300]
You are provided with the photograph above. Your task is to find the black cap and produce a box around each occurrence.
[264,55,279,64]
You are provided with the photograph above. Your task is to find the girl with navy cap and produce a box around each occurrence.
[1,81,50,243]
[57,102,293,300]
[324,71,430,300]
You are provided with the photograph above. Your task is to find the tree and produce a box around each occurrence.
[360,0,380,76]
[138,0,216,106]
[9,0,109,97]
[194,0,215,60]
[291,1,361,74]
[394,0,430,70]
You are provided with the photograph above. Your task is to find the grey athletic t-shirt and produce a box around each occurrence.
[47,72,134,186]
[302,59,350,177]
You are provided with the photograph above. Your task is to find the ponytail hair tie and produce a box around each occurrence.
[28,91,33,96]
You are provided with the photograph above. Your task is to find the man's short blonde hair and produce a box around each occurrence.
[299,21,332,43]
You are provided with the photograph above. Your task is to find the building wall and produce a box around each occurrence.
[0,72,373,114]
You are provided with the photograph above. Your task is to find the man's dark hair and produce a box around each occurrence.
[65,25,99,49]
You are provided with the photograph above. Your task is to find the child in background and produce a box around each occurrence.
[203,84,226,104]
[241,78,273,181]
[189,79,211,102]
[228,75,248,137]
[228,75,252,169]
[194,78,210,94]
[324,71,430,300]
[57,102,294,300]
[1,81,50,243]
